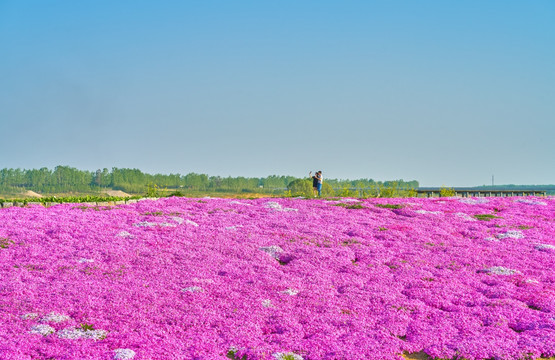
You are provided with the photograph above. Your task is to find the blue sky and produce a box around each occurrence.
[1,1,553,186]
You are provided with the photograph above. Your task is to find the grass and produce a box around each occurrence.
[474,214,502,221]
[226,349,247,360]
[333,203,366,209]
[0,237,14,249]
[374,204,403,209]
[80,323,95,331]
[0,195,139,206]
[518,225,534,230]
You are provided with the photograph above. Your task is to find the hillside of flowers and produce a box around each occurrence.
[0,196,554,360]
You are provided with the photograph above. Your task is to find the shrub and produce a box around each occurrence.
[287,179,313,197]
[439,185,456,197]
[287,180,334,197]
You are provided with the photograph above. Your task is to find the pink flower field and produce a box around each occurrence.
[1,196,554,360]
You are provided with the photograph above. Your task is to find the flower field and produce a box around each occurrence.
[1,196,554,360]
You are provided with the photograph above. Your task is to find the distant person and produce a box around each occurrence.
[309,171,323,197]
[315,171,323,197]
[309,171,319,197]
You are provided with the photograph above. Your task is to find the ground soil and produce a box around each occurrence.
[24,190,43,198]
[103,189,132,197]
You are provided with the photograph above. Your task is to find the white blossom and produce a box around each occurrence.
[114,348,136,360]
[171,216,185,224]
[30,324,55,336]
[259,245,284,260]
[265,202,282,209]
[57,327,107,340]
[483,266,519,275]
[41,312,70,323]
[133,221,157,227]
[280,288,299,296]
[185,219,199,227]
[181,286,203,293]
[230,201,251,206]
[515,199,547,206]
[455,212,476,221]
[496,230,524,239]
[272,352,304,360]
[535,244,555,251]
[484,237,499,242]
[459,198,489,205]
[21,313,39,320]
[264,202,298,212]
[159,222,177,227]
[116,231,134,238]
[416,210,442,215]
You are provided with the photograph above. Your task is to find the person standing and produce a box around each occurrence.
[315,171,323,197]
[309,171,319,197]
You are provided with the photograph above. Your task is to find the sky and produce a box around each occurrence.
[0,1,554,187]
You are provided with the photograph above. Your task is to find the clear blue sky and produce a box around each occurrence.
[1,1,553,186]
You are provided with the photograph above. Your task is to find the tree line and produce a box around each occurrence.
[0,166,419,194]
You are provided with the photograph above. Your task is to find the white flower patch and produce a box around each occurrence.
[21,313,39,320]
[181,286,203,293]
[259,245,284,260]
[280,288,299,296]
[134,221,178,228]
[515,199,547,206]
[133,221,157,227]
[159,222,177,227]
[116,231,134,238]
[78,258,94,263]
[261,299,272,308]
[30,324,55,336]
[535,244,555,251]
[114,349,136,360]
[496,230,524,239]
[273,352,304,360]
[265,201,282,209]
[185,219,199,227]
[225,225,244,231]
[41,312,70,323]
[459,198,489,205]
[526,279,539,284]
[57,327,107,340]
[265,202,298,212]
[483,266,519,275]
[171,216,185,224]
[191,278,215,284]
[484,237,499,242]
[415,210,442,215]
[455,212,476,221]
[230,201,251,206]
[341,199,360,202]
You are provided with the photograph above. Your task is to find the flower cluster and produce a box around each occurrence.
[0,196,554,360]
